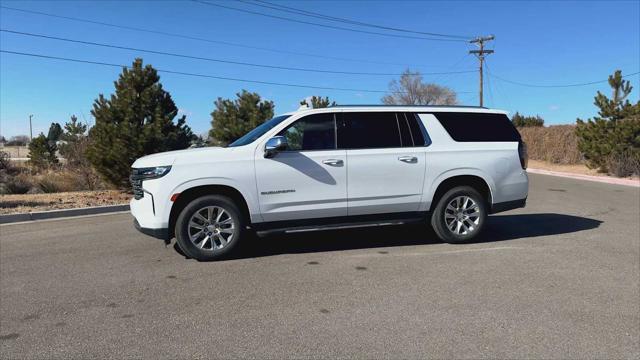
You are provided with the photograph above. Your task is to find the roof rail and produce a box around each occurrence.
[327,104,487,109]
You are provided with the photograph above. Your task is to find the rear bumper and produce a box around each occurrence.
[490,198,526,214]
[134,218,169,241]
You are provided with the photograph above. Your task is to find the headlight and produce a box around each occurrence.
[134,166,172,180]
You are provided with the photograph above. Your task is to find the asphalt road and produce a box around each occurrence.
[1,174,639,359]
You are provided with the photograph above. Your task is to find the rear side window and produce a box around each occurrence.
[398,114,413,146]
[404,113,428,146]
[278,113,336,151]
[339,112,401,149]
[434,112,521,142]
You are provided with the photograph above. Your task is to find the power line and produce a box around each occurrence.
[0,49,472,94]
[239,0,472,40]
[0,29,476,77]
[484,60,513,111]
[191,0,467,42]
[0,5,455,68]
[487,69,640,88]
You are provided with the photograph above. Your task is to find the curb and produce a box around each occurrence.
[527,168,640,187]
[0,204,130,225]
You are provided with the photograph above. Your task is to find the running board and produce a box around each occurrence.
[254,217,423,237]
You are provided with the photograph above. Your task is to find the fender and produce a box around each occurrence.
[168,176,261,222]
[420,167,496,211]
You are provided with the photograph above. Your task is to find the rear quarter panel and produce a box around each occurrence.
[418,113,528,211]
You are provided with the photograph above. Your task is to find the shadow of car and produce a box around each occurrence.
[174,213,602,261]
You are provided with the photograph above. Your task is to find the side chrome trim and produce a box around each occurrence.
[255,216,423,236]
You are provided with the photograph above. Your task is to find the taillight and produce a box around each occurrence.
[518,140,528,170]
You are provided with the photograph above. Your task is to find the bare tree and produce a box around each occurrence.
[381,69,458,105]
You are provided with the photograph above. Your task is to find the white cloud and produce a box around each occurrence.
[549,105,560,111]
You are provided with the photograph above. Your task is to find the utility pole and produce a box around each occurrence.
[29,114,33,141]
[469,35,494,107]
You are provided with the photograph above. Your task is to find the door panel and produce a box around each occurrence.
[346,148,426,215]
[338,111,427,216]
[255,150,347,221]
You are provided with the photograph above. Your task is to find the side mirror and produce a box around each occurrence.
[264,136,288,158]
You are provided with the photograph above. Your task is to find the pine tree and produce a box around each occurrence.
[59,115,89,167]
[209,90,274,145]
[576,70,640,175]
[300,96,336,108]
[47,123,63,144]
[87,58,195,187]
[28,133,58,169]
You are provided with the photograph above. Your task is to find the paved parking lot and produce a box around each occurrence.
[1,174,639,358]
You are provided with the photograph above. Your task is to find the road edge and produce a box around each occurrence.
[0,204,130,224]
[527,168,640,187]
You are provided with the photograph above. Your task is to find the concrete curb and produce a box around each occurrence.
[0,204,130,224]
[527,168,640,187]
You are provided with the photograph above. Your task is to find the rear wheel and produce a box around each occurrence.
[175,195,245,261]
[431,186,487,243]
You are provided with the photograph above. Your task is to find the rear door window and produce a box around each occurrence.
[338,112,401,149]
[405,113,429,146]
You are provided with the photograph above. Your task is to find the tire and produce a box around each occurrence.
[430,186,487,244]
[175,195,246,261]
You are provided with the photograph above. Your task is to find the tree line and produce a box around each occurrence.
[11,58,639,191]
[15,60,459,188]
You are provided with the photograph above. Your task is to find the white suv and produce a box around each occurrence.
[130,106,528,261]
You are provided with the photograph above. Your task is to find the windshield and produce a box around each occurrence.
[227,115,291,147]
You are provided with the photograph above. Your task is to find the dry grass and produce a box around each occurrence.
[0,190,130,215]
[0,146,29,159]
[518,125,583,164]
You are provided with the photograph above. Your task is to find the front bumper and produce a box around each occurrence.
[134,218,169,241]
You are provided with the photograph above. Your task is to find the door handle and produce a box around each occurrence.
[322,159,343,166]
[398,156,418,163]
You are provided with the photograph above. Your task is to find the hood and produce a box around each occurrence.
[132,146,232,168]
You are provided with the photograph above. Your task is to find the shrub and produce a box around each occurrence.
[517,125,583,164]
[576,117,640,174]
[28,133,58,169]
[37,178,60,193]
[576,70,640,175]
[0,151,10,170]
[605,150,640,177]
[512,112,544,127]
[4,176,31,194]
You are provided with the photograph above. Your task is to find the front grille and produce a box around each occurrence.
[130,169,144,200]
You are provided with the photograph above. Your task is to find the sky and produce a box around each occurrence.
[1,0,639,138]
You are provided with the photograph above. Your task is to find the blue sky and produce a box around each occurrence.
[1,0,639,138]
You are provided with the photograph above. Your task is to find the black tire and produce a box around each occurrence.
[175,195,246,261]
[430,186,487,244]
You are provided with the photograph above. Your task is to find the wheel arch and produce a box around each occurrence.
[428,172,494,211]
[168,184,252,239]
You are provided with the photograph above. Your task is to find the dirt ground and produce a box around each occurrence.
[0,190,130,215]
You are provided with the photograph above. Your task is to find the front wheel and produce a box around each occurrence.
[175,195,245,261]
[430,186,487,243]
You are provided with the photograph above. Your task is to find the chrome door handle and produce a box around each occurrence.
[322,159,343,166]
[398,156,418,163]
